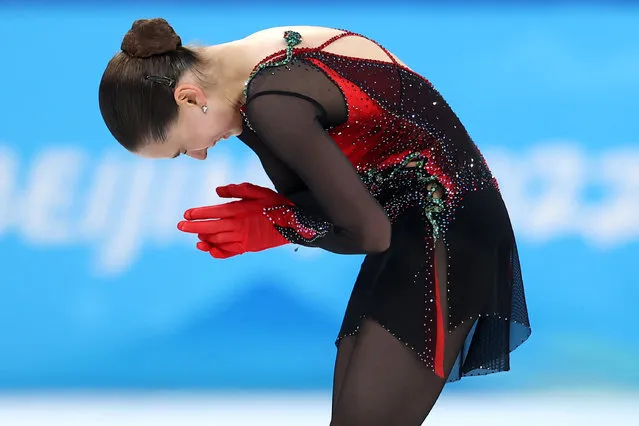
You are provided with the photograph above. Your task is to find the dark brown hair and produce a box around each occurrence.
[99,18,205,152]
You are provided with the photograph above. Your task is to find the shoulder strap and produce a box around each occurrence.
[244,29,399,102]
[318,30,398,65]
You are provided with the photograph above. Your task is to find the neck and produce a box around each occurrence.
[200,41,255,107]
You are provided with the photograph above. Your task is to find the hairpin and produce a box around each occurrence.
[145,75,176,88]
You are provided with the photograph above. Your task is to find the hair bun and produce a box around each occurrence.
[121,18,182,58]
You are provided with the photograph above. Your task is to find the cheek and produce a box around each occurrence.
[211,107,241,131]
[178,119,207,151]
[179,112,200,137]
[185,107,240,150]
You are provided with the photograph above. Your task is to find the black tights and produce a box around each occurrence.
[330,241,474,426]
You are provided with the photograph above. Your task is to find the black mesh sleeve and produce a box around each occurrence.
[241,60,391,254]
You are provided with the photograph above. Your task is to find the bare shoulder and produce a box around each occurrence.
[243,26,409,69]
[242,26,344,48]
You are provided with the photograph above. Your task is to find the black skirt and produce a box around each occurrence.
[336,167,532,382]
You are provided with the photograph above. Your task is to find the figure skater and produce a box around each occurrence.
[99,18,531,426]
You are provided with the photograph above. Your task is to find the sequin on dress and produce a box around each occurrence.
[238,30,531,382]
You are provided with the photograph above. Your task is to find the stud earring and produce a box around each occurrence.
[201,105,208,114]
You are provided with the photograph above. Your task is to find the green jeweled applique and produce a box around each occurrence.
[283,30,302,47]
[242,30,303,103]
[361,152,446,240]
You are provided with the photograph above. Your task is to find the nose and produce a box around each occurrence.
[186,148,207,160]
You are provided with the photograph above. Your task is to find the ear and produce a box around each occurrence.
[174,83,207,108]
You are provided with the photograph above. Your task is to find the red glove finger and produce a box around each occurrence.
[209,247,237,259]
[216,183,275,200]
[196,241,212,251]
[200,231,242,245]
[178,217,242,234]
[196,241,241,256]
[209,242,245,259]
[184,200,263,220]
[197,241,238,259]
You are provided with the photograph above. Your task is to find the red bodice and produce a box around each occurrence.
[244,30,497,200]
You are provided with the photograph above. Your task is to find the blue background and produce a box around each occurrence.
[0,1,637,393]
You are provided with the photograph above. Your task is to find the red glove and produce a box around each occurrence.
[177,183,298,258]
